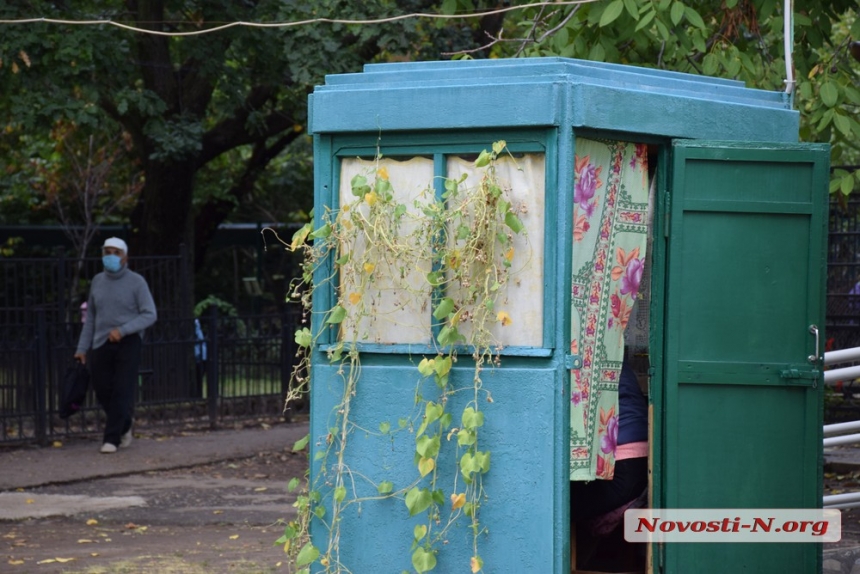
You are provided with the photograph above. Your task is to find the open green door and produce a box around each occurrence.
[661,140,829,573]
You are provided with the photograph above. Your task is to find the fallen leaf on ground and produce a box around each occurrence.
[77,539,93,544]
[37,559,56,564]
[8,559,24,565]
[52,441,62,448]
[25,499,34,504]
[86,519,99,526]
[90,553,99,557]
[254,487,268,492]
[229,534,239,540]
[213,510,223,514]
[55,558,75,563]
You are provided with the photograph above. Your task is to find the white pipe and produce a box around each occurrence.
[824,433,860,447]
[824,500,860,509]
[824,420,860,436]
[824,347,860,366]
[784,0,795,95]
[824,492,860,505]
[824,365,860,384]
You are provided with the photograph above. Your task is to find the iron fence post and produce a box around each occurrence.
[34,309,48,446]
[207,305,219,429]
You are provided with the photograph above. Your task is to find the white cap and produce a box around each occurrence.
[103,237,128,254]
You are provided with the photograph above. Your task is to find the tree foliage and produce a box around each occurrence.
[446,0,860,196]
[0,0,486,263]
[1,0,859,268]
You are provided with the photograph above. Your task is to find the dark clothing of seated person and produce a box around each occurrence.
[570,360,649,522]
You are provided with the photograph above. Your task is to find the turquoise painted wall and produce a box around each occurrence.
[309,363,561,572]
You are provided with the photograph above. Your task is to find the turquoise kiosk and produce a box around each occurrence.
[307,58,829,574]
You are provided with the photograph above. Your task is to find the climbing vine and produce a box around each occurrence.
[272,141,529,573]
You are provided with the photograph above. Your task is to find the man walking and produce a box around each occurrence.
[74,237,157,453]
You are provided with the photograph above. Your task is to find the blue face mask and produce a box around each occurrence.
[102,254,123,273]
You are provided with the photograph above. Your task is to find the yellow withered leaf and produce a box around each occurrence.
[496,311,512,326]
[348,292,362,305]
[504,247,515,261]
[470,556,483,573]
[450,493,466,510]
[363,263,375,274]
[364,191,378,206]
[377,166,389,180]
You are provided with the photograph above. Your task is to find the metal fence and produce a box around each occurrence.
[827,198,860,353]
[0,251,305,446]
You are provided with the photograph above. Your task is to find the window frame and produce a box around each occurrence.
[316,129,556,357]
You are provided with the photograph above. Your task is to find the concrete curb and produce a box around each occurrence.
[0,422,310,491]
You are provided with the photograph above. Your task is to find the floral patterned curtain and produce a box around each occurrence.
[570,138,651,481]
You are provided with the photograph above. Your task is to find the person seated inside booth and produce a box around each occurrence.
[570,359,648,572]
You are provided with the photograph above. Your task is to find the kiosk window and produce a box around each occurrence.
[336,151,546,349]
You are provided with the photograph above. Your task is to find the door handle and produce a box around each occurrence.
[808,325,820,364]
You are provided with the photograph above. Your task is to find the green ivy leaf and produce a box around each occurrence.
[416,435,441,458]
[412,547,437,573]
[414,524,427,540]
[462,407,485,429]
[505,212,524,234]
[350,174,370,197]
[288,477,300,492]
[457,428,476,446]
[326,305,347,324]
[334,485,347,503]
[309,223,331,239]
[292,434,310,452]
[378,480,394,495]
[295,543,320,567]
[405,487,433,516]
[426,271,443,286]
[433,297,455,320]
[474,149,491,168]
[379,421,391,434]
[295,327,312,348]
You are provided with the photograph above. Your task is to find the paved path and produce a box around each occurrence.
[3,425,858,572]
[0,422,309,520]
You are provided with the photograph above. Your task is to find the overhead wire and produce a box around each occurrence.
[0,1,600,38]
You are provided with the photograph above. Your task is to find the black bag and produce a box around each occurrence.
[59,362,90,419]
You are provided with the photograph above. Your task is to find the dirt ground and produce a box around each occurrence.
[1,448,309,574]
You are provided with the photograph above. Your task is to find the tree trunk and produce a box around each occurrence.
[130,156,196,257]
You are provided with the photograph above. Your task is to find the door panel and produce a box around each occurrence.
[662,141,829,573]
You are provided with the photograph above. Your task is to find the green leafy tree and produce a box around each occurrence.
[445,0,860,196]
[0,0,486,265]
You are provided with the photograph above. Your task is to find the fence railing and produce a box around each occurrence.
[0,306,304,446]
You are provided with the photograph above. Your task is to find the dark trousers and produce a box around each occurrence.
[570,456,648,521]
[89,335,141,446]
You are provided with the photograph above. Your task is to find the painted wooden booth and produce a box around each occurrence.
[306,58,829,574]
